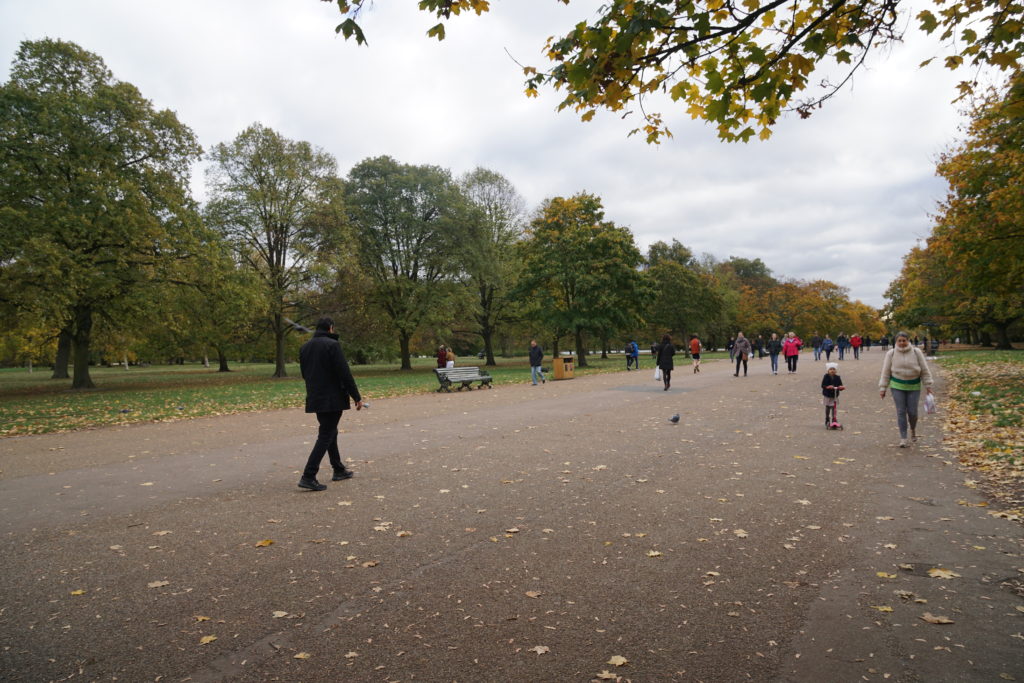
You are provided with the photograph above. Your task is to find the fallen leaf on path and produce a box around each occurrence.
[920,612,954,624]
[928,568,961,579]
[272,611,288,618]
[876,572,897,579]
[647,550,663,557]
[147,580,170,588]
[525,591,542,599]
[194,615,211,622]
[595,672,618,681]
[255,539,274,547]
[199,635,217,644]
[70,589,86,595]
[733,529,749,538]
[607,655,628,667]
[293,652,311,659]
[871,605,894,612]
[530,645,550,655]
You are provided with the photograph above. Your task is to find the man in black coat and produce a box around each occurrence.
[297,317,363,491]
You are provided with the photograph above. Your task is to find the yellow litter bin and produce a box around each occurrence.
[552,356,575,380]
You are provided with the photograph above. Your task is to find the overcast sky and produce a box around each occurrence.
[1,0,978,307]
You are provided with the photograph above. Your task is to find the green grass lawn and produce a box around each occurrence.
[937,350,1024,429]
[0,353,727,436]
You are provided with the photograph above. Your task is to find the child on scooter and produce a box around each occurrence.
[821,362,845,428]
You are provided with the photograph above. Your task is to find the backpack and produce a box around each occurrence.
[822,339,834,351]
[624,343,632,354]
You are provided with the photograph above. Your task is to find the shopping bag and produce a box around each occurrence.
[924,393,937,414]
[654,367,662,381]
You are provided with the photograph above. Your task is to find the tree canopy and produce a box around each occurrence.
[324,0,1023,141]
[0,39,203,388]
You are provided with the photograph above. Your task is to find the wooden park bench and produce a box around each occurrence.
[434,366,493,392]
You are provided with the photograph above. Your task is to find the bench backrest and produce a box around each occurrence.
[435,367,486,379]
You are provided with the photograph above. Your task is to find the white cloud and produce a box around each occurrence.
[1,0,976,307]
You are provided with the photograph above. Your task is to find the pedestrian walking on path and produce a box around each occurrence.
[657,333,676,391]
[690,334,702,373]
[878,331,934,448]
[783,331,802,373]
[298,317,362,491]
[733,332,752,377]
[529,340,547,385]
[766,332,783,374]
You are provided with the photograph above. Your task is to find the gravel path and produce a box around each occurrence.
[1,353,1021,682]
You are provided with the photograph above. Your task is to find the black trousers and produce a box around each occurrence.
[787,355,798,372]
[735,357,747,375]
[303,411,344,479]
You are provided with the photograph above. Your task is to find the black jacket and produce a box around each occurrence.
[529,344,544,366]
[766,338,783,354]
[657,343,676,371]
[299,331,361,413]
[821,373,843,398]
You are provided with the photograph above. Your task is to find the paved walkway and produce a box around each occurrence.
[1,353,1021,681]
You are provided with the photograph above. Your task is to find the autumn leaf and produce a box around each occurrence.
[876,572,897,579]
[147,580,170,588]
[920,612,954,624]
[595,672,618,681]
[272,611,288,618]
[607,655,629,667]
[199,635,217,645]
[344,651,359,658]
[194,615,211,622]
[928,568,961,579]
[647,550,663,557]
[525,591,542,599]
[871,605,894,612]
[293,652,311,659]
[733,529,749,538]
[255,539,274,547]
[529,645,550,655]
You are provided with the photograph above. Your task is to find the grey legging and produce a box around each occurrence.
[890,388,920,439]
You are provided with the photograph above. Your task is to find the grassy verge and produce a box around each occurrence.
[0,353,727,436]
[936,350,1024,517]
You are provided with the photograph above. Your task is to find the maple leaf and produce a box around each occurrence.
[530,645,550,655]
[607,655,629,667]
[254,539,274,547]
[199,635,217,644]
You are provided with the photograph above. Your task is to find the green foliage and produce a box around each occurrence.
[345,156,472,369]
[0,39,204,388]
[205,124,343,376]
[324,0,1024,141]
[518,192,647,364]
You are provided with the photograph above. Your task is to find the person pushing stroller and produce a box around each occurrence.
[821,362,845,429]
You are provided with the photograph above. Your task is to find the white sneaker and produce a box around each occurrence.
[899,439,908,448]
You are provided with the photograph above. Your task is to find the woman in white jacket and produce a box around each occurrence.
[878,331,934,448]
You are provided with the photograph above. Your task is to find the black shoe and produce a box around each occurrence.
[298,477,326,491]
[332,469,354,481]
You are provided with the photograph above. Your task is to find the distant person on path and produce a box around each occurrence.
[445,346,455,368]
[626,339,640,370]
[880,335,890,351]
[436,345,447,369]
[733,332,752,377]
[766,332,783,375]
[727,337,736,362]
[864,336,872,351]
[690,335,702,373]
[821,362,845,427]
[810,333,822,361]
[529,339,546,385]
[783,331,802,373]
[850,333,862,360]
[298,317,362,491]
[755,334,766,358]
[657,333,676,391]
[821,335,835,361]
[837,333,849,360]
[878,331,934,448]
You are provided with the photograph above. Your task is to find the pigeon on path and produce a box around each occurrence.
[668,413,680,424]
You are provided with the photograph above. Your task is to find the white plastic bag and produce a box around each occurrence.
[924,393,937,414]
[654,367,662,381]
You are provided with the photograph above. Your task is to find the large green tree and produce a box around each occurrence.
[519,192,646,366]
[459,167,527,366]
[0,39,203,388]
[646,239,724,341]
[205,124,344,377]
[325,0,1022,141]
[345,156,470,369]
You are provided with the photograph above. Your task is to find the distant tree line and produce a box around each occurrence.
[0,39,885,388]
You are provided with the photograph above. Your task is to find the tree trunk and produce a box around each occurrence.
[481,325,496,366]
[993,321,1015,350]
[574,327,588,367]
[216,346,231,372]
[551,336,560,359]
[123,352,129,370]
[272,313,287,377]
[27,358,33,373]
[980,330,993,347]
[71,307,96,389]
[600,336,609,359]
[399,331,412,370]
[52,328,71,379]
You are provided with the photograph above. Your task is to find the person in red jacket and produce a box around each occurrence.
[782,331,802,374]
[850,333,862,360]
